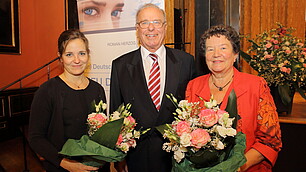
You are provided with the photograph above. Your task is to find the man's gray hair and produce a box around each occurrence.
[136,3,167,23]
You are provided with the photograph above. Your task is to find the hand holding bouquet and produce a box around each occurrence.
[157,90,246,172]
[59,100,147,167]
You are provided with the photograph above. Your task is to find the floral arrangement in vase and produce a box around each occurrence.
[241,23,306,106]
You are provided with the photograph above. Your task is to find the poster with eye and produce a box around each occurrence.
[75,0,164,103]
[77,0,164,33]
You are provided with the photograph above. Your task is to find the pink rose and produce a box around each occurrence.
[265,43,272,48]
[88,113,107,128]
[92,113,107,122]
[198,109,219,127]
[273,40,279,44]
[280,67,286,72]
[285,49,292,54]
[264,54,272,59]
[274,45,280,49]
[190,129,210,148]
[303,63,306,68]
[116,134,123,145]
[297,43,304,47]
[176,121,191,136]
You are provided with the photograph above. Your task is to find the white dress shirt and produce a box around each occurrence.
[141,45,166,103]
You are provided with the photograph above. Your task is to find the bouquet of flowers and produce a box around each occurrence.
[59,100,147,167]
[156,90,246,172]
[241,23,306,105]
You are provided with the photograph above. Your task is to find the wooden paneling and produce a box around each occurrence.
[184,0,195,56]
[0,87,38,141]
[165,0,195,56]
[165,0,175,49]
[240,0,306,73]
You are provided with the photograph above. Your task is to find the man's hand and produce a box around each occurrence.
[60,158,99,172]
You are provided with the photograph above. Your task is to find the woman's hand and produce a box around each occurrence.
[114,159,128,172]
[239,148,265,171]
[60,158,99,172]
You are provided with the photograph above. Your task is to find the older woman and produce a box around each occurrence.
[28,29,108,171]
[185,25,282,171]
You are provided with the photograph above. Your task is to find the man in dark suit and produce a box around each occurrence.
[110,3,196,172]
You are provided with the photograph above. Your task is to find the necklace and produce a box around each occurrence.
[63,74,85,88]
[213,75,234,91]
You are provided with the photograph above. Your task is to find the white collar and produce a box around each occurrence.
[141,45,166,60]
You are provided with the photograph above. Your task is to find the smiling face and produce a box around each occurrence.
[136,6,167,52]
[77,0,125,31]
[60,38,89,76]
[205,35,237,74]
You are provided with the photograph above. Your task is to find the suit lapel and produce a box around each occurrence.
[126,49,158,113]
[161,47,182,107]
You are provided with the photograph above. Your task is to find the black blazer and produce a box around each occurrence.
[110,46,196,172]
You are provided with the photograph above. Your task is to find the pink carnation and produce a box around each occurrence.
[280,67,291,74]
[176,121,191,136]
[125,116,136,127]
[198,109,219,127]
[190,129,210,148]
[264,54,275,61]
[128,139,136,147]
[274,45,280,49]
[116,134,123,145]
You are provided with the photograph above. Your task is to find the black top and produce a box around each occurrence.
[28,76,107,171]
[60,78,95,140]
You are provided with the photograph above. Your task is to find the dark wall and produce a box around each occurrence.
[273,123,306,171]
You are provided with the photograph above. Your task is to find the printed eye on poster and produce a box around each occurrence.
[66,0,164,101]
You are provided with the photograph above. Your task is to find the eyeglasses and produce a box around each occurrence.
[137,20,166,29]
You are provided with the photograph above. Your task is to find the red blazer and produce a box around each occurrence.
[186,67,282,171]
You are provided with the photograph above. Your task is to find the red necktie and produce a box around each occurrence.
[148,53,161,110]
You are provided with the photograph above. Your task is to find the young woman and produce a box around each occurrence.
[28,29,108,171]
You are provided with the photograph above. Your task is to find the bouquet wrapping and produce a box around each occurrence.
[157,90,246,171]
[59,101,147,167]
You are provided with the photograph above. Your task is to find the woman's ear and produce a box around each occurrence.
[58,52,62,62]
[234,53,239,62]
